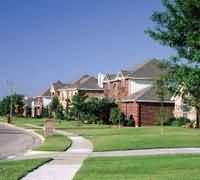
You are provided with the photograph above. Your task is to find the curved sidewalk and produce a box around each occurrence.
[22,130,93,180]
[91,148,200,157]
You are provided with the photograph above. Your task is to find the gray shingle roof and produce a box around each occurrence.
[105,59,164,81]
[105,74,116,80]
[52,80,66,90]
[123,86,174,103]
[41,88,51,96]
[127,59,163,78]
[60,75,103,90]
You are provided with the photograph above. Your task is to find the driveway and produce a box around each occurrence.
[0,124,41,160]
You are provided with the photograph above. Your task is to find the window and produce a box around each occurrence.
[181,104,190,117]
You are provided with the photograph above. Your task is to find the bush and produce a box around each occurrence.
[127,119,134,126]
[42,107,49,118]
[155,117,175,126]
[155,110,172,126]
[171,117,190,127]
[126,115,135,127]
[110,108,121,125]
[81,113,97,124]
[55,105,64,120]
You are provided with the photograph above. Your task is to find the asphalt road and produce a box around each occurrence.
[0,124,41,160]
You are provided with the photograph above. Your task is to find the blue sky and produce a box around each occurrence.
[0,0,174,98]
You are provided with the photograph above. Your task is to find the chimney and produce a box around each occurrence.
[98,73,105,88]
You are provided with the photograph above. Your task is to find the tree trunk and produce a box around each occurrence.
[196,107,200,128]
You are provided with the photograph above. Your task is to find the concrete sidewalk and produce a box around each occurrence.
[21,131,93,180]
[91,148,200,157]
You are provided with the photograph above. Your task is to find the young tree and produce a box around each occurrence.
[146,0,200,127]
[154,74,170,134]
[50,96,60,113]
[110,107,121,128]
[71,91,88,121]
[50,96,63,121]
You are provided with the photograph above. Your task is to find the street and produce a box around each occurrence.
[0,124,41,160]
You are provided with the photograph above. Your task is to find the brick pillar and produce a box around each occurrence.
[134,103,140,128]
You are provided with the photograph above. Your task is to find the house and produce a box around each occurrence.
[103,59,175,127]
[32,81,65,117]
[174,93,197,122]
[23,96,34,117]
[58,75,104,109]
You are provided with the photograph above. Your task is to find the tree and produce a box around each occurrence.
[154,73,170,134]
[146,0,200,127]
[71,91,88,121]
[50,96,63,120]
[50,96,60,113]
[0,94,24,117]
[98,98,117,124]
[110,107,121,127]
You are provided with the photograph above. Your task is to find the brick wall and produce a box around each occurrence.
[119,101,174,126]
[118,102,140,127]
[104,79,129,100]
[140,102,174,126]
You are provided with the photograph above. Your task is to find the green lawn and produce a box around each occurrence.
[0,116,109,129]
[0,159,49,180]
[34,130,71,151]
[68,127,200,151]
[0,116,45,128]
[74,154,200,180]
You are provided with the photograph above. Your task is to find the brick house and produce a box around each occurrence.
[58,75,104,109]
[103,59,175,127]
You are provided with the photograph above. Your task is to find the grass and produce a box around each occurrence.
[0,116,109,129]
[0,116,45,128]
[34,130,71,152]
[74,154,200,180]
[0,158,49,180]
[68,127,200,151]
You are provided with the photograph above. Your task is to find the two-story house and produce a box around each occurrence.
[104,59,175,127]
[58,75,104,109]
[32,81,65,117]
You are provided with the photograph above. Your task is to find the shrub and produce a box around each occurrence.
[155,110,171,126]
[127,119,134,127]
[127,115,135,127]
[171,117,190,127]
[42,107,49,118]
[110,108,121,125]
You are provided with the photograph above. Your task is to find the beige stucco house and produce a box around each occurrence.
[58,75,104,109]
[174,94,197,121]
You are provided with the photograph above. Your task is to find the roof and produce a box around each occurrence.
[122,86,174,103]
[52,80,66,90]
[127,59,163,78]
[60,75,103,90]
[104,59,164,82]
[41,88,51,97]
[105,74,116,81]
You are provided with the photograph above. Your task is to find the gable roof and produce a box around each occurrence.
[122,86,174,103]
[52,80,66,90]
[127,59,163,78]
[104,74,116,81]
[41,88,51,97]
[104,59,164,82]
[60,75,103,91]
